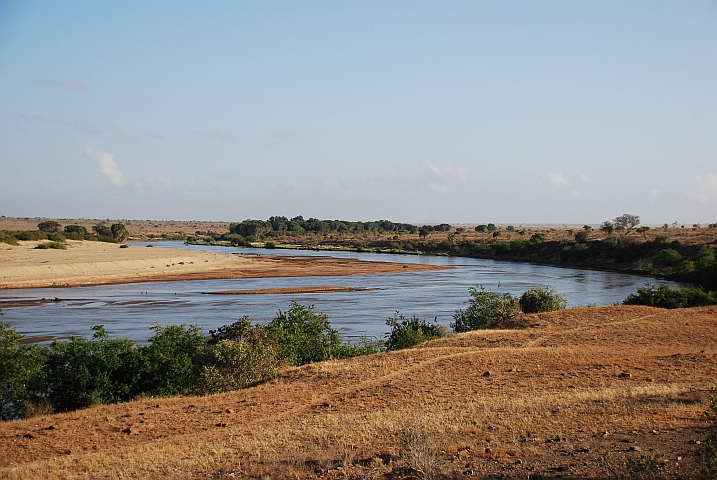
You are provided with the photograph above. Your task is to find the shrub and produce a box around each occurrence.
[574,230,590,243]
[451,285,520,332]
[38,220,61,232]
[35,241,67,250]
[0,232,19,246]
[17,230,48,241]
[385,313,448,351]
[654,248,682,267]
[530,232,546,243]
[519,286,568,313]
[622,283,717,309]
[561,243,590,261]
[0,321,47,420]
[193,338,278,394]
[264,302,341,365]
[265,241,276,249]
[64,225,87,235]
[136,324,208,396]
[697,247,716,270]
[43,325,139,412]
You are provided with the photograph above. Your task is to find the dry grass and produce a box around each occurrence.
[1,305,716,478]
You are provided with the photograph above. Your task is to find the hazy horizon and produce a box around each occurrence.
[1,2,715,225]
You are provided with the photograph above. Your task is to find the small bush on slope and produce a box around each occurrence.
[451,285,521,332]
[519,286,568,314]
[385,312,448,351]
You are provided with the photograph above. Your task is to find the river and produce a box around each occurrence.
[0,241,662,342]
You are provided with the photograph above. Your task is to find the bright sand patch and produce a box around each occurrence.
[0,241,448,289]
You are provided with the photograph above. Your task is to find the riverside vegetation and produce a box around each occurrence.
[1,285,571,421]
[186,214,717,297]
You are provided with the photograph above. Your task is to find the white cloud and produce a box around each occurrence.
[649,188,663,199]
[48,79,87,93]
[546,172,568,187]
[83,147,128,189]
[578,173,592,184]
[421,160,473,187]
[422,160,445,178]
[454,164,471,183]
[686,173,717,204]
[157,175,174,190]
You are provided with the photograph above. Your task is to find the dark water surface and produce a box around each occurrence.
[0,241,662,342]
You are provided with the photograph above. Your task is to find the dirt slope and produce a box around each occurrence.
[1,306,716,479]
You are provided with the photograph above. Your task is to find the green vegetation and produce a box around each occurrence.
[35,240,67,249]
[384,313,449,351]
[451,285,521,332]
[0,315,47,420]
[622,283,717,309]
[519,286,568,313]
[37,220,61,232]
[452,284,567,332]
[0,302,385,420]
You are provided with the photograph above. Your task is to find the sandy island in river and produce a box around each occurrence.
[0,240,449,289]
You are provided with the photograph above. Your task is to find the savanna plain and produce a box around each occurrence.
[1,217,717,479]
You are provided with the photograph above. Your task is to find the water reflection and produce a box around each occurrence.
[0,241,665,342]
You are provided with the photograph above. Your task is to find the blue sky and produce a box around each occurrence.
[1,1,715,224]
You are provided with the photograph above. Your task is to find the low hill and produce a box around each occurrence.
[1,306,716,479]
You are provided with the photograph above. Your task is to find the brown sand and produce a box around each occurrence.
[0,241,448,289]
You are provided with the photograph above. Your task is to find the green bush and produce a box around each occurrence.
[136,323,208,397]
[35,241,67,250]
[451,285,520,332]
[385,313,448,351]
[0,232,20,246]
[654,248,682,267]
[17,230,48,241]
[560,243,590,261]
[530,232,546,243]
[0,320,47,420]
[64,225,88,236]
[697,247,716,270]
[519,286,568,313]
[264,302,341,365]
[43,325,139,412]
[37,221,61,233]
[622,283,717,309]
[193,338,278,394]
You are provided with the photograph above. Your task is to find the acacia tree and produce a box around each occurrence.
[613,214,640,236]
[38,221,61,232]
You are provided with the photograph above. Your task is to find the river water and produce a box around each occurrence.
[0,241,661,342]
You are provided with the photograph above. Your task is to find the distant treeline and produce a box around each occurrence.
[229,216,429,236]
[0,221,130,247]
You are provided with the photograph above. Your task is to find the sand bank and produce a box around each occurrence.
[0,241,448,289]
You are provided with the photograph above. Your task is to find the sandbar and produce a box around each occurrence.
[0,241,449,289]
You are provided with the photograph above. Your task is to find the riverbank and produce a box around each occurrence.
[2,305,715,478]
[0,241,449,289]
